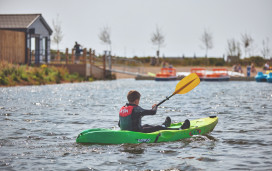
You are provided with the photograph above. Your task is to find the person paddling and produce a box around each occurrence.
[118,90,190,133]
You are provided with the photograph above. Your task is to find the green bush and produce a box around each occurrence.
[11,73,19,82]
[0,62,89,86]
[0,76,8,85]
[20,73,29,81]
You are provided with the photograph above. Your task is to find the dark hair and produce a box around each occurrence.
[127,90,141,103]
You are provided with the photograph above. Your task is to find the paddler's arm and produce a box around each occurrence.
[140,104,157,116]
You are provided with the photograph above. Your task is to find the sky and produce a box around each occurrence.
[1,0,272,58]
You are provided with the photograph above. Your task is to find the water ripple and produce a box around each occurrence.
[0,81,272,170]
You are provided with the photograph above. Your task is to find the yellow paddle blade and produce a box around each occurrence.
[173,73,200,95]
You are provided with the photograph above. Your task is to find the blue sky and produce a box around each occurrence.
[1,0,272,58]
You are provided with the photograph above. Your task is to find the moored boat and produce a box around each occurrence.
[155,68,177,81]
[191,68,230,81]
[202,68,230,81]
[266,72,272,83]
[76,116,218,144]
[190,68,206,78]
[255,72,267,82]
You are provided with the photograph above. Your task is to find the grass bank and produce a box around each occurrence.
[0,62,88,87]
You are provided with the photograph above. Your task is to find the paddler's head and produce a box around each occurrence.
[127,90,141,105]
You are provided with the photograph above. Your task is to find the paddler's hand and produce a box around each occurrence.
[152,104,157,110]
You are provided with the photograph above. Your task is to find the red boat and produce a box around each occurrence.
[190,68,206,78]
[155,68,177,81]
[191,68,230,81]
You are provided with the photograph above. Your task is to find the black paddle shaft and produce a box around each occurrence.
[156,93,175,107]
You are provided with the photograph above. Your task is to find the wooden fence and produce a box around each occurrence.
[50,48,97,65]
[49,48,114,79]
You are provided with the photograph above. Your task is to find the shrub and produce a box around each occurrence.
[0,76,8,85]
[0,62,88,86]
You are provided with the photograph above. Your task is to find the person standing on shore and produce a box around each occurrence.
[74,42,82,64]
[247,63,251,77]
[251,63,256,73]
[264,62,270,70]
[232,64,239,72]
[237,64,243,73]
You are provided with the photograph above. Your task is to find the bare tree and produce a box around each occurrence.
[151,26,165,57]
[226,38,241,57]
[261,37,270,59]
[52,15,63,50]
[241,33,253,58]
[200,29,213,57]
[99,26,112,51]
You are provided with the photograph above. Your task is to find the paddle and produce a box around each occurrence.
[156,73,200,107]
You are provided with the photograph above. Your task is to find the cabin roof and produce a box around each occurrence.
[0,14,52,35]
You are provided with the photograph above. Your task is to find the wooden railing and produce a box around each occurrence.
[28,48,97,65]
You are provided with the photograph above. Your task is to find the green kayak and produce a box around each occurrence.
[76,116,218,144]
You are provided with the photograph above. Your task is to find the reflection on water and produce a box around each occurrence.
[0,80,272,170]
[121,144,145,154]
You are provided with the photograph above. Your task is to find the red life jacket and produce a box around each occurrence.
[119,105,136,130]
[119,105,135,117]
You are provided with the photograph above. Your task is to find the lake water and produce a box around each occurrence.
[0,80,272,170]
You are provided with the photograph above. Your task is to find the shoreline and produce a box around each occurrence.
[113,66,262,79]
[0,80,87,88]
[1,65,263,87]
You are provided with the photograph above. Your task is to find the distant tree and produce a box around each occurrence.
[226,38,241,57]
[99,26,112,51]
[52,15,63,50]
[151,26,165,57]
[241,33,253,58]
[261,37,270,59]
[200,29,213,57]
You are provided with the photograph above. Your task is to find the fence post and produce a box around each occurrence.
[108,51,112,71]
[57,50,60,63]
[83,48,87,64]
[31,50,35,64]
[103,51,106,79]
[89,48,92,64]
[72,49,75,64]
[93,50,95,64]
[65,48,69,64]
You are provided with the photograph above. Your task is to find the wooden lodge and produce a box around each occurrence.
[0,14,52,64]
